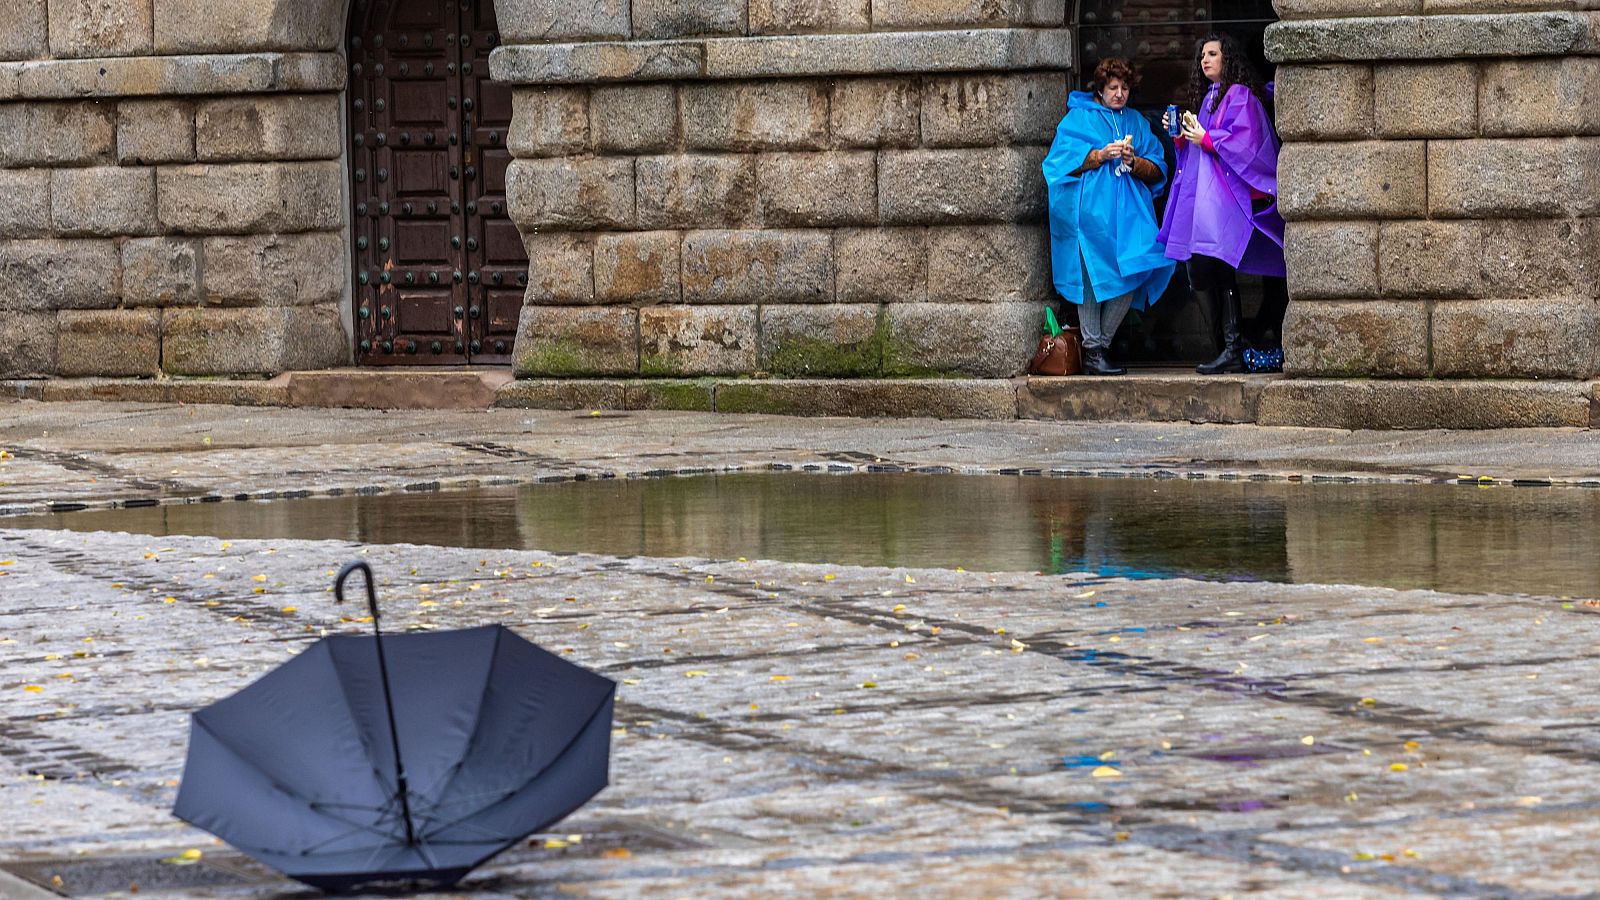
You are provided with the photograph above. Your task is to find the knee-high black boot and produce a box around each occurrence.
[1196,288,1245,375]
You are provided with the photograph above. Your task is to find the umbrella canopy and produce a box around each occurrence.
[173,562,616,892]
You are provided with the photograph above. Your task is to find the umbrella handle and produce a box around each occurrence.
[334,561,381,623]
[330,560,418,845]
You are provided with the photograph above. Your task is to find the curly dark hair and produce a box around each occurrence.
[1091,57,1140,98]
[1186,32,1263,114]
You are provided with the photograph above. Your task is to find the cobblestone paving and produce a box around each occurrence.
[2,530,1597,898]
[1,401,1600,521]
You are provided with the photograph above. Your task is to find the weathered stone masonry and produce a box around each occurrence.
[7,0,1600,431]
[1270,4,1600,382]
[0,3,352,378]
[0,0,1072,381]
[492,3,1072,379]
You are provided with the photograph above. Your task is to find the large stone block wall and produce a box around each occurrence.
[2,0,1070,381]
[0,2,349,378]
[492,4,1071,379]
[1269,8,1600,379]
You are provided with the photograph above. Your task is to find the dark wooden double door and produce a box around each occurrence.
[347,0,526,365]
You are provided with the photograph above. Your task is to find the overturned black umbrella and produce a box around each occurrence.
[173,561,616,892]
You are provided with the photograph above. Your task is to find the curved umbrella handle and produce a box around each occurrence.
[330,559,417,845]
[334,561,381,623]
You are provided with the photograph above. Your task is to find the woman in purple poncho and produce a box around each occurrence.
[1158,32,1285,375]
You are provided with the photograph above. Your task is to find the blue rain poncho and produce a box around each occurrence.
[1042,91,1176,307]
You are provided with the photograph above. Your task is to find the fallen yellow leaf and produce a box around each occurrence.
[1091,766,1121,778]
[161,849,203,865]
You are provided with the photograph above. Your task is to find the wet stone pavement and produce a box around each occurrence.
[2,529,1599,898]
[2,402,1600,521]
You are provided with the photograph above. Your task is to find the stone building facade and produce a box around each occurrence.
[1,0,1597,427]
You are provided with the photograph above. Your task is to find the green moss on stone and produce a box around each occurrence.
[712,383,802,415]
[638,352,686,378]
[766,331,882,377]
[880,336,958,378]
[515,340,588,377]
[630,379,715,411]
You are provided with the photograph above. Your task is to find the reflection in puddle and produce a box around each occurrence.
[5,473,1593,599]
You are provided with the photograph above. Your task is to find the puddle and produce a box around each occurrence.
[4,472,1596,599]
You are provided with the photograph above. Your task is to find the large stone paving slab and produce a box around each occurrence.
[0,529,1596,897]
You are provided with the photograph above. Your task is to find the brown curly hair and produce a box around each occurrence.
[1091,58,1140,97]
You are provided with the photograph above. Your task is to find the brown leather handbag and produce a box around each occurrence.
[1029,326,1082,376]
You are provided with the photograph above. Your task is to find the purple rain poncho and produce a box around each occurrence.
[1157,82,1286,277]
[1041,92,1176,308]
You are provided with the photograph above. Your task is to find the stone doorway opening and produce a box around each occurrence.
[1073,0,1282,365]
[346,0,527,366]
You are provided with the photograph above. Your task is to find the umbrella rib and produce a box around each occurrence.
[186,717,421,860]
[421,816,517,843]
[190,716,397,844]
[297,794,426,857]
[211,795,406,860]
[328,644,405,802]
[300,796,412,849]
[408,627,508,823]
[416,690,613,842]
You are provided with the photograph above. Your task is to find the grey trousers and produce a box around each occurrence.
[1077,258,1134,352]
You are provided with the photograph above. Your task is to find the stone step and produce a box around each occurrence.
[4,372,1597,429]
[1018,371,1276,424]
[1,369,513,410]
[284,369,514,410]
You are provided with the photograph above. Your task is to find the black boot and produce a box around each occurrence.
[1196,289,1245,375]
[1081,348,1126,376]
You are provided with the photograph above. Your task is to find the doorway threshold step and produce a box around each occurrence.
[1019,372,1281,424]
[285,369,515,409]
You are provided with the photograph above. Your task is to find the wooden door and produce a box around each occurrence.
[347,0,527,365]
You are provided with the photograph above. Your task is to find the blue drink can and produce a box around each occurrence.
[1166,104,1181,137]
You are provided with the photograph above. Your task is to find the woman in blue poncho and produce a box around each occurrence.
[1042,57,1176,376]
